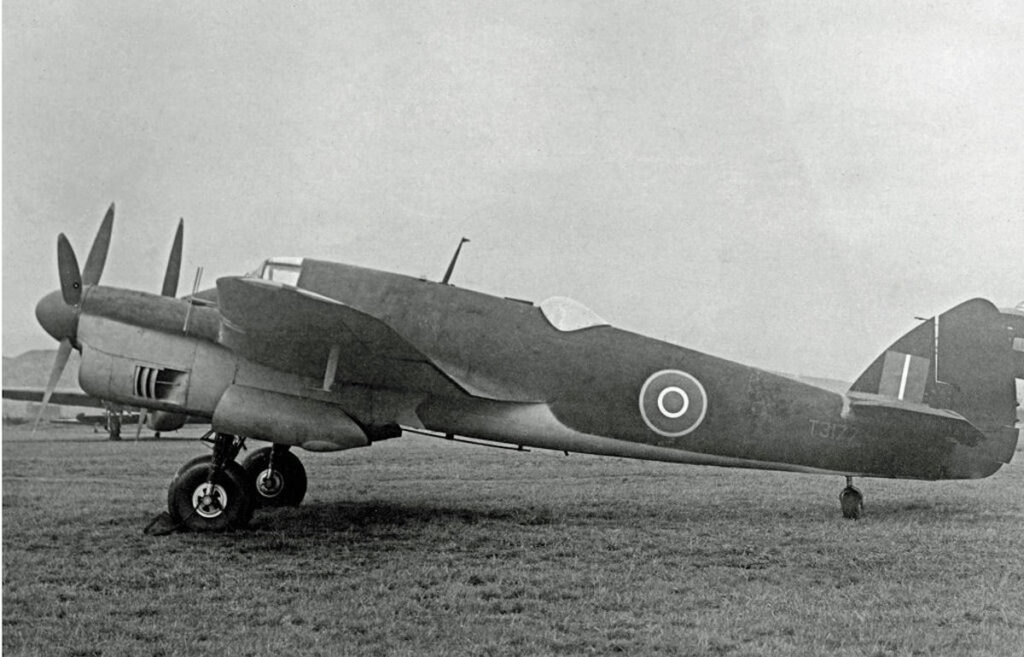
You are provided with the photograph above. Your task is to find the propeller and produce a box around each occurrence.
[82,203,114,286]
[56,235,83,304]
[135,408,148,440]
[34,204,187,432]
[33,339,73,431]
[33,204,115,430]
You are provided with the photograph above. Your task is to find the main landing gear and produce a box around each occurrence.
[166,434,309,532]
[839,476,864,520]
[168,433,252,532]
[106,410,122,441]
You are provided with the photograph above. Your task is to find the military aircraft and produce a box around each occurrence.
[32,205,1022,531]
[4,386,117,436]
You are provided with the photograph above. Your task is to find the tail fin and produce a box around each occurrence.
[850,298,1020,461]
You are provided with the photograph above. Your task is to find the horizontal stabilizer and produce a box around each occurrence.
[849,393,1018,466]
[847,392,966,421]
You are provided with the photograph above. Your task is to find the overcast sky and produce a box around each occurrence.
[3,1,1022,381]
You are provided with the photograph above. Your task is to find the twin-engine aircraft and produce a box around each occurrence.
[32,205,1022,530]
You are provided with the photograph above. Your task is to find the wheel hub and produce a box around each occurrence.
[255,469,284,498]
[192,482,228,518]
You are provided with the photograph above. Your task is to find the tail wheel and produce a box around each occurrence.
[839,485,864,520]
[242,446,307,508]
[167,456,253,531]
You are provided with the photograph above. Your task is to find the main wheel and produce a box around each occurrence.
[168,457,253,531]
[839,485,864,520]
[242,446,307,508]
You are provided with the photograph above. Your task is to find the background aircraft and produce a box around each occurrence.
[3,385,119,437]
[3,346,204,439]
[31,206,1022,531]
[2,384,204,439]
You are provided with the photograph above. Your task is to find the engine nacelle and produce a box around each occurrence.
[212,385,370,452]
[77,315,236,417]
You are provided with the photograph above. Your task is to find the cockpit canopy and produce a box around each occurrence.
[247,257,304,286]
[538,296,608,332]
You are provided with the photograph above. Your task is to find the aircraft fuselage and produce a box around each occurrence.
[68,260,1007,481]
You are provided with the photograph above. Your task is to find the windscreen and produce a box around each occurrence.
[539,296,608,332]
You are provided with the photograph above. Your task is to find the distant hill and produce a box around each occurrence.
[3,349,82,389]
[2,350,86,421]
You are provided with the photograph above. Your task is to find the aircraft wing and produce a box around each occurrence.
[2,387,106,408]
[216,277,466,396]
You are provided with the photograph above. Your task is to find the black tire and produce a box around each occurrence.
[242,447,307,508]
[167,457,253,532]
[839,486,864,520]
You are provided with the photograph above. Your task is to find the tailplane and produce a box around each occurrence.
[850,298,1020,463]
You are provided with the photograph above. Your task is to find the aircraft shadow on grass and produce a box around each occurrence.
[203,496,992,546]
[248,500,555,533]
[23,204,1024,530]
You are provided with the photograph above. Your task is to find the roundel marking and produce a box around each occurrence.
[639,369,708,437]
[657,386,689,418]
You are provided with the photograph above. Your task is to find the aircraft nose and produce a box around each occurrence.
[35,289,79,343]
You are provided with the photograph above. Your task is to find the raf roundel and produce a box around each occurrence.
[639,369,708,437]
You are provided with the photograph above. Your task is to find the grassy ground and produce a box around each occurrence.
[3,425,1023,656]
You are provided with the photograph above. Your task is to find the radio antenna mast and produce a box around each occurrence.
[441,237,470,285]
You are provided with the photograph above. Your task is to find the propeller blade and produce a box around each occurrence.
[33,339,73,433]
[161,219,184,297]
[57,234,83,305]
[81,203,114,286]
[135,408,148,440]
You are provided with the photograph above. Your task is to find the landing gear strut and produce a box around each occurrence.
[167,433,253,531]
[106,408,121,441]
[242,445,307,508]
[839,476,864,519]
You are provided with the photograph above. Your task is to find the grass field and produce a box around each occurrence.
[3,425,1023,656]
